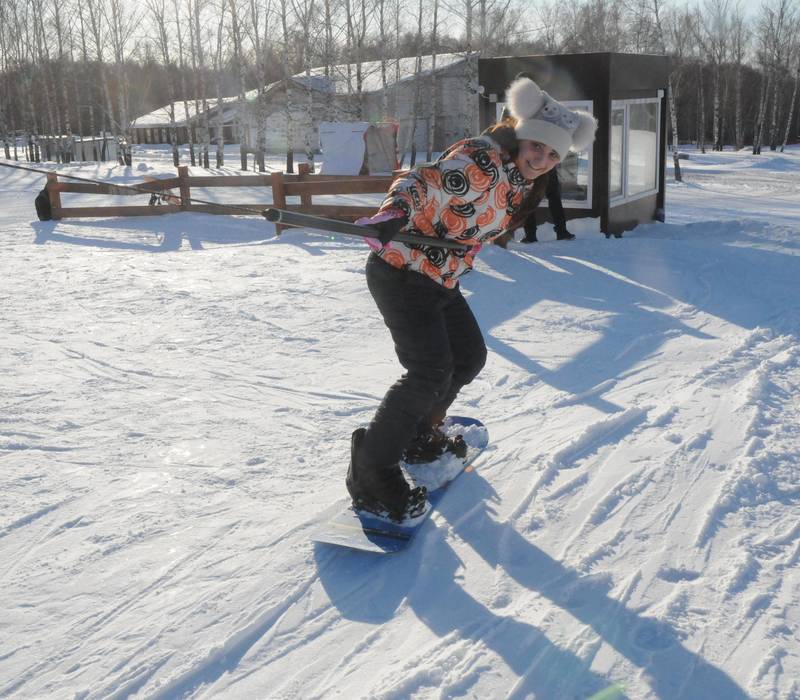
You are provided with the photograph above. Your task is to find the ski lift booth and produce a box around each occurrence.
[478,53,670,236]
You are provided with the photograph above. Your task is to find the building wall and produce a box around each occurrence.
[244,59,477,154]
[130,58,480,154]
[360,59,478,153]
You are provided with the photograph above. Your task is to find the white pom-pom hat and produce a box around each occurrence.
[506,77,598,158]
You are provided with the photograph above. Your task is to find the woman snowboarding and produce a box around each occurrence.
[346,77,597,521]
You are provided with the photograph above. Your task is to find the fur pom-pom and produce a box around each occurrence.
[571,110,598,152]
[506,77,545,121]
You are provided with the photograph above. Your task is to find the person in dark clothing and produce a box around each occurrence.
[345,77,598,522]
[519,167,575,243]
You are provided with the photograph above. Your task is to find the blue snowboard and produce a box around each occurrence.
[311,416,488,554]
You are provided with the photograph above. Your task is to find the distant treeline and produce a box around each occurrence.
[1,0,798,165]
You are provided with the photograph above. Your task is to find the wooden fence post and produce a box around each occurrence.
[298,163,312,211]
[46,172,62,219]
[270,171,286,235]
[178,165,190,210]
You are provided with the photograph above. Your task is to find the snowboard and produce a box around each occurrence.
[311,416,488,554]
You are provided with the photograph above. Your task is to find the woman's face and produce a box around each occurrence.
[515,140,561,180]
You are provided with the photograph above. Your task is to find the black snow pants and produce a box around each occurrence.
[359,253,487,469]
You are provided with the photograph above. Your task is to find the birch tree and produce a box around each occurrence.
[730,3,748,150]
[652,0,690,181]
[377,0,390,118]
[427,0,439,161]
[228,0,250,169]
[147,0,181,166]
[213,0,228,166]
[105,0,141,163]
[407,0,425,167]
[752,2,785,153]
[764,0,794,150]
[343,0,370,119]
[322,0,337,121]
[291,0,318,169]
[9,0,41,160]
[247,0,276,170]
[780,16,800,151]
[279,0,295,172]
[86,0,118,155]
[188,0,211,167]
[173,0,197,165]
[0,0,12,158]
[32,0,59,159]
[51,0,75,161]
[696,0,731,151]
[77,2,100,159]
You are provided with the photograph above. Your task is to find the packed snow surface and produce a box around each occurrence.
[1,146,798,699]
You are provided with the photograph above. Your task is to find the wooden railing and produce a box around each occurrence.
[45,163,397,233]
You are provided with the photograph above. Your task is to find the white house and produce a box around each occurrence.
[129,53,479,153]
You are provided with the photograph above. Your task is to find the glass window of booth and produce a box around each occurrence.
[610,97,661,203]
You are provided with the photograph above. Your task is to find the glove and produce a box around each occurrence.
[373,215,408,244]
[355,208,408,247]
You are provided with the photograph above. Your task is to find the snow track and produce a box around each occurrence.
[1,148,799,699]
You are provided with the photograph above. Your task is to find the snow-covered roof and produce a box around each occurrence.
[131,53,470,126]
[288,52,469,96]
[130,96,238,128]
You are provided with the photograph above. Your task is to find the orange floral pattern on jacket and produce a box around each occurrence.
[374,136,531,288]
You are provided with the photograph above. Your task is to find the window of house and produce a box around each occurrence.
[494,99,594,209]
[610,97,661,203]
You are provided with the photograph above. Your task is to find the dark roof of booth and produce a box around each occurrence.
[478,53,670,101]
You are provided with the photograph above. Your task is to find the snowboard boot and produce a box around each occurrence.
[555,228,576,240]
[520,221,538,243]
[403,422,468,464]
[346,428,428,522]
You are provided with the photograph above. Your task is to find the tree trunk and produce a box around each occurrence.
[711,63,720,151]
[148,0,180,166]
[753,70,770,155]
[280,0,294,173]
[229,0,249,170]
[769,65,781,150]
[173,0,196,166]
[189,0,209,169]
[323,0,335,121]
[427,0,439,161]
[52,0,74,162]
[734,63,743,150]
[214,4,226,168]
[463,0,474,138]
[378,0,388,119]
[295,0,317,172]
[408,0,424,167]
[697,63,706,153]
[718,70,729,151]
[668,77,682,182]
[781,58,800,152]
[34,3,60,161]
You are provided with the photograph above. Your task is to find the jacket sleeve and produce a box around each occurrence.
[377,140,503,239]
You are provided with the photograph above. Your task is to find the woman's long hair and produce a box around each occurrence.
[484,119,549,230]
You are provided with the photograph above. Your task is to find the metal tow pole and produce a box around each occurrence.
[262,208,469,251]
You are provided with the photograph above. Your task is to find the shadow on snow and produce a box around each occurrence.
[314,471,750,699]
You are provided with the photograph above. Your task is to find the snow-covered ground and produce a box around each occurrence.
[1,145,798,700]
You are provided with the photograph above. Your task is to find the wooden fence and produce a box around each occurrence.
[44,163,398,233]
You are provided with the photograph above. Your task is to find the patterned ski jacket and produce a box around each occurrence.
[373,135,533,289]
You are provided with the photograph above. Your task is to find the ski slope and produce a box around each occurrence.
[1,146,798,699]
